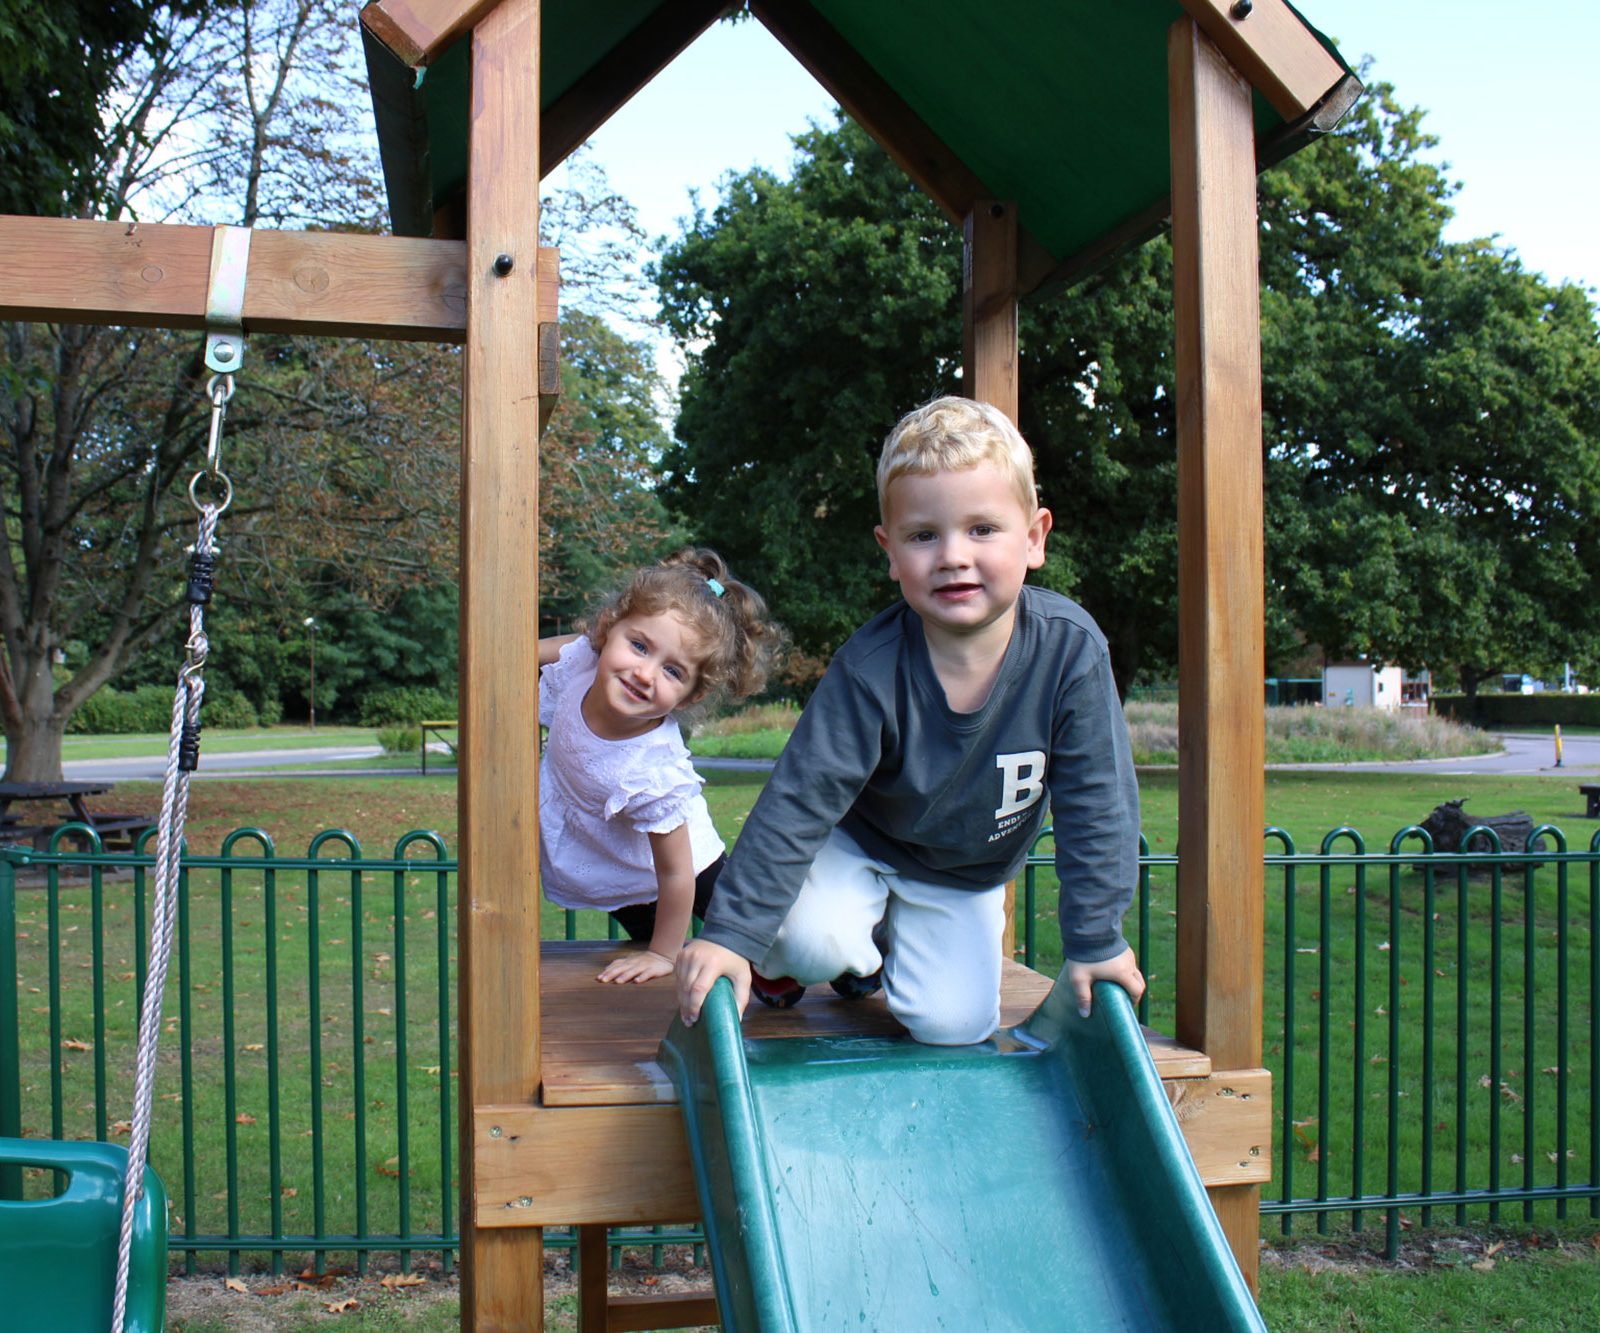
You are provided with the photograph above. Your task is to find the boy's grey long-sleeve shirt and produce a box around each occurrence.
[699,585,1140,965]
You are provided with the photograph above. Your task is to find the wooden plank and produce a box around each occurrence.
[608,1295,722,1332]
[536,942,1208,1107]
[1163,1067,1271,1186]
[1177,0,1346,122]
[542,0,730,174]
[0,216,557,341]
[1169,16,1268,1290]
[751,0,1055,285]
[359,0,498,68]
[458,0,544,1325]
[477,1104,702,1226]
[477,1066,1260,1229]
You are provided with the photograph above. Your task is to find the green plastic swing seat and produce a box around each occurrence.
[0,1137,167,1332]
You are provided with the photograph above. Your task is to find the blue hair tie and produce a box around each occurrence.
[705,578,726,598]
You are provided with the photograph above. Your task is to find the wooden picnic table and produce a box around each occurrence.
[0,780,150,850]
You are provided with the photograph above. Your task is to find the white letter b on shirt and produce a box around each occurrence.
[994,750,1047,820]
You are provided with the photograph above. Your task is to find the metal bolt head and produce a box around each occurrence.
[1230,0,1253,17]
[493,253,514,276]
[517,1196,532,1208]
[489,1124,502,1138]
[214,341,236,364]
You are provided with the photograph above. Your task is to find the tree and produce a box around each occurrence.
[657,117,962,657]
[1258,84,1600,695]
[658,96,1600,698]
[538,308,685,632]
[0,0,184,217]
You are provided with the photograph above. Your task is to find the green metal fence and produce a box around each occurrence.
[2,818,1596,1269]
[1027,820,1600,1257]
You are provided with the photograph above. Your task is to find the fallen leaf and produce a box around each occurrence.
[243,1043,264,1053]
[380,1273,426,1289]
[256,1283,291,1296]
[61,1039,92,1052]
[224,1278,248,1294]
[111,1120,132,1136]
[281,1186,298,1198]
[1485,1242,1505,1258]
[1471,1258,1495,1272]
[236,1112,257,1125]
[325,1298,359,1313]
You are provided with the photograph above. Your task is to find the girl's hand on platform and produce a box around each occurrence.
[1065,947,1144,1018]
[675,938,751,1026]
[597,949,675,985]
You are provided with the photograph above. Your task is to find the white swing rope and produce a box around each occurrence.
[111,373,234,1333]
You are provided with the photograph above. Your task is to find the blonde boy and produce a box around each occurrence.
[676,397,1143,1043]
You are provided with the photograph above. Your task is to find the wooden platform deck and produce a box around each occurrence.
[538,940,1213,1107]
[471,942,1268,1238]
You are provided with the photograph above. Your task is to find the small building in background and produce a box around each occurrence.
[1323,661,1405,710]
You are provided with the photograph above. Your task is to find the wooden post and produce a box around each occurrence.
[1168,17,1267,1291]
[458,0,544,1326]
[963,200,1018,416]
[963,198,1021,954]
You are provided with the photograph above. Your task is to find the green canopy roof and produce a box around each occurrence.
[364,0,1357,291]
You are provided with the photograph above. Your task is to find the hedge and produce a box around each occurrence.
[68,684,260,734]
[357,686,457,726]
[1432,692,1600,729]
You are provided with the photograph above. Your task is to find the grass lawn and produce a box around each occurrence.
[7,767,1598,1327]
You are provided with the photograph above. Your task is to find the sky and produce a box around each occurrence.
[548,1,1599,311]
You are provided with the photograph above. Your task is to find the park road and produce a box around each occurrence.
[54,730,1600,782]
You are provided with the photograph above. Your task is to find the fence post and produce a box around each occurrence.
[0,854,21,1197]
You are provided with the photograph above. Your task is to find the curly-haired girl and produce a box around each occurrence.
[537,548,782,984]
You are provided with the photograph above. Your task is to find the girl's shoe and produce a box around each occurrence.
[750,971,805,1008]
[828,968,883,1000]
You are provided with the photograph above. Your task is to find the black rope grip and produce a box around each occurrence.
[178,718,203,771]
[187,550,218,605]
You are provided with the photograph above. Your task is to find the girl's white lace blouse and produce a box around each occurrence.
[538,637,724,910]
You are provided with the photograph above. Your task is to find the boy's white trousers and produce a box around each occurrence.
[757,826,1005,1045]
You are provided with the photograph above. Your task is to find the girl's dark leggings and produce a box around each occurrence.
[608,854,725,943]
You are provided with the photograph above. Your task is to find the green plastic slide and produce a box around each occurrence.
[660,977,1265,1332]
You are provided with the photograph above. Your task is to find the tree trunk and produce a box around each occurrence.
[2,654,67,782]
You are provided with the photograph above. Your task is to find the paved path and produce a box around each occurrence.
[56,732,1600,783]
[1264,731,1600,778]
[64,744,387,783]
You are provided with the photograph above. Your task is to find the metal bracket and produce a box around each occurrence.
[204,225,253,374]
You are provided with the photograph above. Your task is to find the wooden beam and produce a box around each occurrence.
[458,0,544,1325]
[360,0,498,68]
[751,0,1055,290]
[1169,15,1267,1290]
[962,197,1021,956]
[578,1226,609,1333]
[963,200,1019,416]
[473,1073,1264,1230]
[1177,0,1346,122]
[0,216,557,342]
[476,1104,702,1226]
[541,0,731,174]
